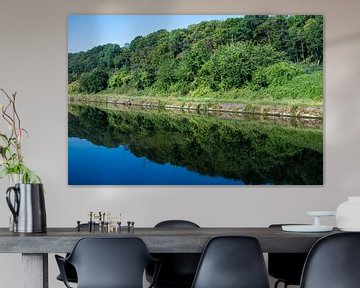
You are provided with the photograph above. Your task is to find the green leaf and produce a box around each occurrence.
[18,164,41,184]
[0,133,8,141]
[0,146,8,157]
[21,128,29,137]
[28,171,41,184]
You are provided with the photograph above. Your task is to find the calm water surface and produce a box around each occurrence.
[68,138,244,185]
[68,103,323,185]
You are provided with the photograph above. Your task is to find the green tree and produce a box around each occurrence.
[176,42,212,86]
[167,29,189,57]
[241,15,269,40]
[79,70,109,93]
[286,15,323,63]
[254,16,289,52]
[114,48,131,70]
[108,70,132,88]
[68,44,121,82]
[132,71,155,90]
[201,43,284,90]
[303,16,323,63]
[155,58,179,91]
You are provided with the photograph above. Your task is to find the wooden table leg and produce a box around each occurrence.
[22,253,48,288]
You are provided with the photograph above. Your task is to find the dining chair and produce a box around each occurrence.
[146,220,201,288]
[55,237,161,288]
[268,224,308,288]
[56,223,99,284]
[300,232,360,288]
[191,236,270,288]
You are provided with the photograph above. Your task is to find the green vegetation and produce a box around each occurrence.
[79,70,109,93]
[68,15,323,106]
[69,103,323,184]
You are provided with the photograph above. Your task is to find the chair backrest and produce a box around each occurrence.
[66,237,154,288]
[155,220,200,228]
[151,220,201,286]
[268,224,308,285]
[300,232,360,288]
[191,236,270,288]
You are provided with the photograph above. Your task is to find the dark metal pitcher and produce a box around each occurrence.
[6,183,47,233]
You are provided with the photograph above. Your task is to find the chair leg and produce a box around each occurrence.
[274,280,290,288]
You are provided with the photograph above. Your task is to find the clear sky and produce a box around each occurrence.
[68,15,242,53]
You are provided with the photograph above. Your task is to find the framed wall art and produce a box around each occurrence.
[68,15,323,185]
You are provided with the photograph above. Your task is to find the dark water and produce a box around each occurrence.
[68,103,323,185]
[68,138,244,185]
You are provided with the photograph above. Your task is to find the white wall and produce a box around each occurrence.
[1,0,360,287]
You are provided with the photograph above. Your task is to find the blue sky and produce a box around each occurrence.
[68,15,242,53]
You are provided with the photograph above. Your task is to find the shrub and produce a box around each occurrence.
[252,62,304,89]
[200,42,284,91]
[189,83,216,98]
[108,70,132,88]
[68,80,80,93]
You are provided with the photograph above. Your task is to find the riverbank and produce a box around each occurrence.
[69,94,323,119]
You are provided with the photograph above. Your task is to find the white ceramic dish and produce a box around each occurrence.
[282,225,333,233]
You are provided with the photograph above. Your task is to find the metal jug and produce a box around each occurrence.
[6,183,47,233]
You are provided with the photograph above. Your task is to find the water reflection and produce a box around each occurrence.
[68,103,323,185]
[68,138,245,185]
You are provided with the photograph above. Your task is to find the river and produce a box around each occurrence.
[68,102,323,185]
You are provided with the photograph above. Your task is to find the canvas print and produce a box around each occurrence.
[68,15,323,185]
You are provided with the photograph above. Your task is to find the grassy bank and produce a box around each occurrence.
[69,67,323,119]
[69,94,323,119]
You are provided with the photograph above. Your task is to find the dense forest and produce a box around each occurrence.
[68,15,323,105]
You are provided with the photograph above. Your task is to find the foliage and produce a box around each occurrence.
[200,43,284,91]
[108,70,132,88]
[68,80,80,93]
[79,70,109,94]
[68,15,323,101]
[252,62,304,89]
[260,71,323,101]
[0,89,41,183]
[68,44,120,83]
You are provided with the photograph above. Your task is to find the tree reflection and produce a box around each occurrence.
[68,104,323,185]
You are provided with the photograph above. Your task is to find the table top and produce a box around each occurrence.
[0,227,340,254]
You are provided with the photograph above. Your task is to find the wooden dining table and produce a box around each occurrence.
[0,226,339,288]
